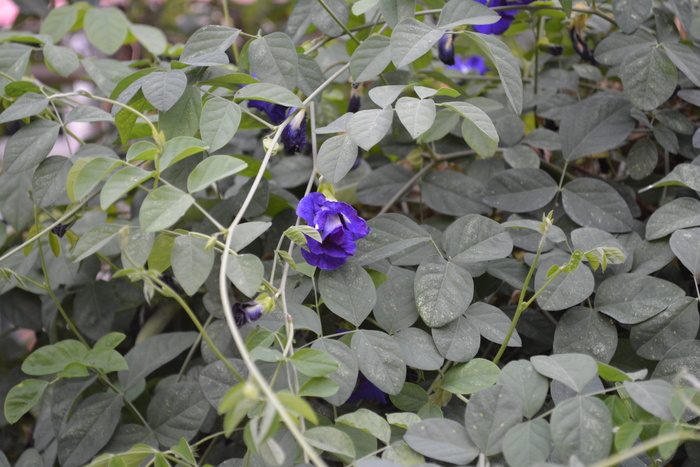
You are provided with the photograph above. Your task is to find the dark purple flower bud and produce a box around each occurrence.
[51,223,71,238]
[296,192,370,270]
[570,27,598,66]
[438,34,455,65]
[232,301,264,328]
[248,100,288,124]
[347,84,361,113]
[539,43,564,56]
[281,109,307,154]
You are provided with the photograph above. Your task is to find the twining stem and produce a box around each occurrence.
[492,233,548,365]
[315,0,361,45]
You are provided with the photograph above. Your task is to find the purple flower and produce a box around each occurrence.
[348,83,361,113]
[296,192,370,270]
[347,373,388,404]
[438,34,455,65]
[448,55,489,75]
[248,100,288,124]
[472,0,535,35]
[281,108,307,154]
[232,301,264,328]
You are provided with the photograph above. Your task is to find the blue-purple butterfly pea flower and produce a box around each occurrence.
[232,300,264,328]
[296,192,370,270]
[472,0,536,35]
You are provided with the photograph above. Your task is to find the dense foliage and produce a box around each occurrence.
[1,0,700,466]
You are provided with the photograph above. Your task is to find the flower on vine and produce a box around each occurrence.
[447,55,489,75]
[232,301,264,328]
[296,192,370,270]
[347,372,388,404]
[472,0,535,35]
[281,108,307,154]
[438,34,456,65]
[347,82,361,113]
[247,100,288,124]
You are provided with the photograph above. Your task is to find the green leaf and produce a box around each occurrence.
[73,281,117,341]
[32,156,72,208]
[482,168,558,213]
[554,307,618,363]
[465,302,521,347]
[395,97,435,139]
[337,409,391,444]
[225,253,264,298]
[290,349,340,377]
[179,25,240,66]
[551,396,613,464]
[646,197,700,240]
[95,332,127,350]
[531,353,598,392]
[199,97,242,152]
[389,383,428,412]
[319,263,376,326]
[317,134,359,184]
[85,348,128,373]
[69,157,123,201]
[653,340,700,383]
[374,272,419,334]
[378,0,415,29]
[594,30,656,66]
[437,0,499,29]
[118,332,198,391]
[502,420,551,467]
[393,327,444,371]
[432,315,480,362]
[612,0,652,33]
[159,86,202,139]
[58,393,124,467]
[442,358,500,395]
[141,70,187,112]
[304,427,355,458]
[620,46,677,110]
[623,380,676,422]
[187,155,246,193]
[1,120,59,173]
[498,360,549,418]
[596,274,685,324]
[562,178,633,233]
[353,213,432,265]
[171,236,215,296]
[159,136,208,170]
[297,53,324,99]
[235,82,303,108]
[421,170,490,216]
[311,339,358,406]
[464,384,521,456]
[350,35,392,82]
[356,163,413,206]
[670,227,700,275]
[66,105,114,124]
[642,163,700,192]
[130,24,167,56]
[534,256,595,311]
[284,225,322,246]
[463,31,523,114]
[276,391,318,424]
[139,186,195,233]
[347,107,393,151]
[368,84,405,108]
[40,5,78,43]
[615,422,644,452]
[631,297,698,361]
[442,214,513,265]
[148,381,209,448]
[0,92,49,125]
[414,256,473,328]
[171,439,196,465]
[100,166,153,210]
[248,32,298,91]
[560,95,635,161]
[663,41,700,88]
[390,18,443,68]
[299,377,339,398]
[627,138,657,180]
[43,43,80,77]
[404,419,479,464]
[439,100,498,157]
[72,223,124,262]
[231,222,272,251]
[4,379,49,424]
[351,330,406,395]
[84,8,129,55]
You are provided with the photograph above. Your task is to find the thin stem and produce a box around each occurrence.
[152,276,244,382]
[557,160,569,191]
[177,315,215,382]
[591,431,700,467]
[315,0,361,45]
[378,161,437,215]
